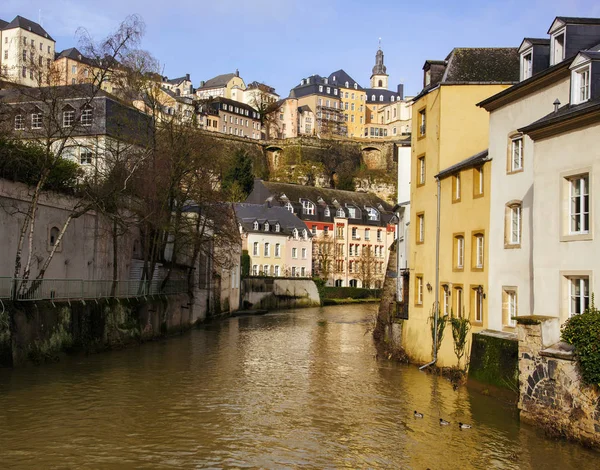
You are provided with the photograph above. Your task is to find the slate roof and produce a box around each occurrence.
[2,15,54,41]
[443,48,519,83]
[165,75,190,85]
[328,69,363,90]
[0,19,8,29]
[518,98,600,135]
[247,81,278,95]
[436,149,489,179]
[555,17,600,26]
[55,47,96,66]
[199,73,236,89]
[522,38,550,46]
[298,105,312,113]
[365,88,402,104]
[234,203,311,236]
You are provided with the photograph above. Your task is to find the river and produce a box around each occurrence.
[0,304,598,469]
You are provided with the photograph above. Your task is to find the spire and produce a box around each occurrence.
[372,45,387,76]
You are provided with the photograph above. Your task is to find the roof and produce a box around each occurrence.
[518,98,600,136]
[199,73,236,89]
[234,203,310,236]
[0,19,8,29]
[424,60,447,67]
[258,180,393,212]
[579,50,600,60]
[477,56,574,110]
[55,47,95,66]
[364,88,402,103]
[328,70,363,90]
[554,17,600,26]
[298,105,312,113]
[0,83,113,102]
[442,48,519,83]
[2,15,54,41]
[165,75,190,85]
[247,81,278,95]
[522,38,550,46]
[436,149,489,179]
[210,96,259,114]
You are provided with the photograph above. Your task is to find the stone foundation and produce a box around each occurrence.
[518,317,600,448]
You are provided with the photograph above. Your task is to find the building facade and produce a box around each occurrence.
[329,70,366,138]
[0,16,55,87]
[246,179,396,288]
[406,47,519,367]
[207,97,262,139]
[196,71,246,100]
[235,203,313,278]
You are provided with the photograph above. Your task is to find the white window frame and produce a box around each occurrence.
[506,289,517,327]
[252,265,258,276]
[569,174,589,235]
[511,136,523,172]
[14,114,25,130]
[274,265,280,277]
[569,276,589,316]
[80,107,93,126]
[475,234,484,268]
[285,202,294,213]
[292,248,298,259]
[419,156,425,185]
[31,112,42,130]
[572,64,591,104]
[456,236,464,268]
[253,221,259,230]
[551,28,566,65]
[521,49,533,80]
[418,215,424,243]
[301,199,315,215]
[302,247,307,259]
[264,242,270,257]
[253,242,259,256]
[509,205,521,245]
[417,277,423,305]
[275,243,281,257]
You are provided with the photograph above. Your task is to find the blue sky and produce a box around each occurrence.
[4,0,600,97]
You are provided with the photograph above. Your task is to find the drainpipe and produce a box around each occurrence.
[419,176,441,370]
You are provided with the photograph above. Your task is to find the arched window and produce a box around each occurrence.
[293,228,299,239]
[335,279,343,287]
[354,83,358,89]
[301,199,315,215]
[350,279,358,288]
[302,229,308,239]
[378,80,383,87]
[371,94,376,101]
[49,226,60,246]
[391,96,395,102]
[264,222,270,231]
[345,81,349,87]
[379,95,384,102]
[275,223,280,233]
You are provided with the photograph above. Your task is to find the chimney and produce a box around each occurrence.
[397,84,404,100]
[553,98,561,113]
[186,73,190,81]
[235,69,239,77]
[200,80,205,87]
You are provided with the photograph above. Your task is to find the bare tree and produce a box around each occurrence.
[313,232,335,283]
[357,245,377,289]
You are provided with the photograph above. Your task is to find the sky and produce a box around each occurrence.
[4,0,600,97]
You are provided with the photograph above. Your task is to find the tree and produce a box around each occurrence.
[222,149,254,202]
[313,232,335,283]
[357,245,377,289]
[247,82,281,139]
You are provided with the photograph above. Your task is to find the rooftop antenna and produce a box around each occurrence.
[378,37,382,50]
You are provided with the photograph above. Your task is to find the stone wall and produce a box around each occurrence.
[518,317,600,448]
[241,278,320,310]
[468,331,519,392]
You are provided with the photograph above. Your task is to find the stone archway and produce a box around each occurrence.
[361,146,385,170]
[265,145,283,170]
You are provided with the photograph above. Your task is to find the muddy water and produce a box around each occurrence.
[0,304,597,469]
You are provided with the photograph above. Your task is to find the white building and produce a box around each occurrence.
[0,16,55,87]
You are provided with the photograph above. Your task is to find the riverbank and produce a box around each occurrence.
[323,298,380,305]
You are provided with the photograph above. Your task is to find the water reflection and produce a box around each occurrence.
[0,304,597,469]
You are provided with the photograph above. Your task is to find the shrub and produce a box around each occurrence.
[322,287,381,300]
[450,312,471,369]
[561,295,600,386]
[241,250,250,277]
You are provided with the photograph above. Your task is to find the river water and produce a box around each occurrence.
[0,304,598,469]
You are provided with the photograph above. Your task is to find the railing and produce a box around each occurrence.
[0,278,188,301]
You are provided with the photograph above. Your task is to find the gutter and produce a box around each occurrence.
[419,176,441,370]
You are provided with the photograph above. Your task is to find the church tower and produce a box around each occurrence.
[370,41,389,89]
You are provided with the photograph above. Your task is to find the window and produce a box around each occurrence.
[347,206,357,219]
[415,275,423,305]
[418,156,426,186]
[453,174,461,202]
[252,264,258,276]
[569,277,589,316]
[364,229,370,241]
[474,167,484,196]
[418,109,426,136]
[379,95,383,102]
[377,230,382,242]
[275,223,280,233]
[285,202,294,213]
[263,265,269,276]
[311,225,317,235]
[511,136,523,172]
[573,66,591,104]
[275,243,281,257]
[301,267,306,277]
[81,106,93,126]
[264,222,270,232]
[473,287,484,323]
[14,114,24,130]
[455,287,464,317]
[71,65,77,75]
[302,229,307,239]
[292,248,298,259]
[522,51,533,80]
[3,50,7,60]
[49,226,60,247]
[80,148,93,165]
[293,228,299,239]
[253,242,259,256]
[441,286,450,316]
[302,199,315,215]
[474,234,484,269]
[349,244,354,256]
[302,248,307,259]
[274,265,280,277]
[507,203,522,246]
[323,226,329,236]
[253,221,259,230]
[319,85,323,92]
[22,50,27,61]
[569,175,589,234]
[31,111,42,130]
[455,235,464,269]
[324,207,330,217]
[366,207,379,221]
[417,213,424,244]
[264,242,270,257]
[503,288,517,327]
[352,227,358,239]
[552,30,565,65]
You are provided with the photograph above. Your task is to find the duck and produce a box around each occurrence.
[459,422,472,429]
[439,418,450,426]
[414,411,424,418]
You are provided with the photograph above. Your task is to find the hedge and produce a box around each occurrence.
[322,287,381,300]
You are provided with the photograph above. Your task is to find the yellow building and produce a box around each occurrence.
[329,70,366,138]
[405,48,519,368]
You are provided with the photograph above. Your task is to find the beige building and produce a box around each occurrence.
[53,47,120,94]
[0,16,55,87]
[208,97,261,139]
[271,97,298,139]
[196,70,246,100]
[329,70,366,138]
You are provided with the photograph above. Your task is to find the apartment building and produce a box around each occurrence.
[0,16,55,87]
[207,97,261,139]
[480,16,600,328]
[196,70,246,100]
[246,179,396,288]
[406,47,519,367]
[329,70,366,138]
[235,203,313,278]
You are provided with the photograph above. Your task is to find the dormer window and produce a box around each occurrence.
[285,202,294,213]
[521,49,533,80]
[336,207,345,218]
[391,96,395,102]
[319,85,323,92]
[293,228,299,239]
[253,221,259,230]
[366,207,380,221]
[345,81,349,87]
[425,70,431,86]
[324,207,331,217]
[347,206,357,219]
[551,29,565,65]
[354,83,358,90]
[572,65,591,104]
[371,94,376,101]
[301,199,315,215]
[303,229,308,239]
[379,95,384,102]
[326,87,330,94]
[265,222,270,232]
[275,223,280,233]
[324,78,328,84]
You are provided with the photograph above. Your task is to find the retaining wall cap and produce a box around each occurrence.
[540,342,575,361]
[476,329,518,341]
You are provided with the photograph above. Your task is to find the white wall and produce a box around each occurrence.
[397,144,411,271]
[486,76,570,331]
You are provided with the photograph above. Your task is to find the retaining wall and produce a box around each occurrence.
[241,278,320,310]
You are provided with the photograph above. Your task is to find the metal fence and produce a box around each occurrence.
[0,278,188,301]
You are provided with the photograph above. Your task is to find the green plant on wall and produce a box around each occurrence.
[241,250,250,277]
[428,302,447,359]
[450,308,471,370]
[561,293,600,386]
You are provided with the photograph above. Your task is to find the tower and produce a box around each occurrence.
[370,40,388,89]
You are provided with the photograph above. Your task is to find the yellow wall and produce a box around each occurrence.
[340,88,365,138]
[405,83,511,367]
